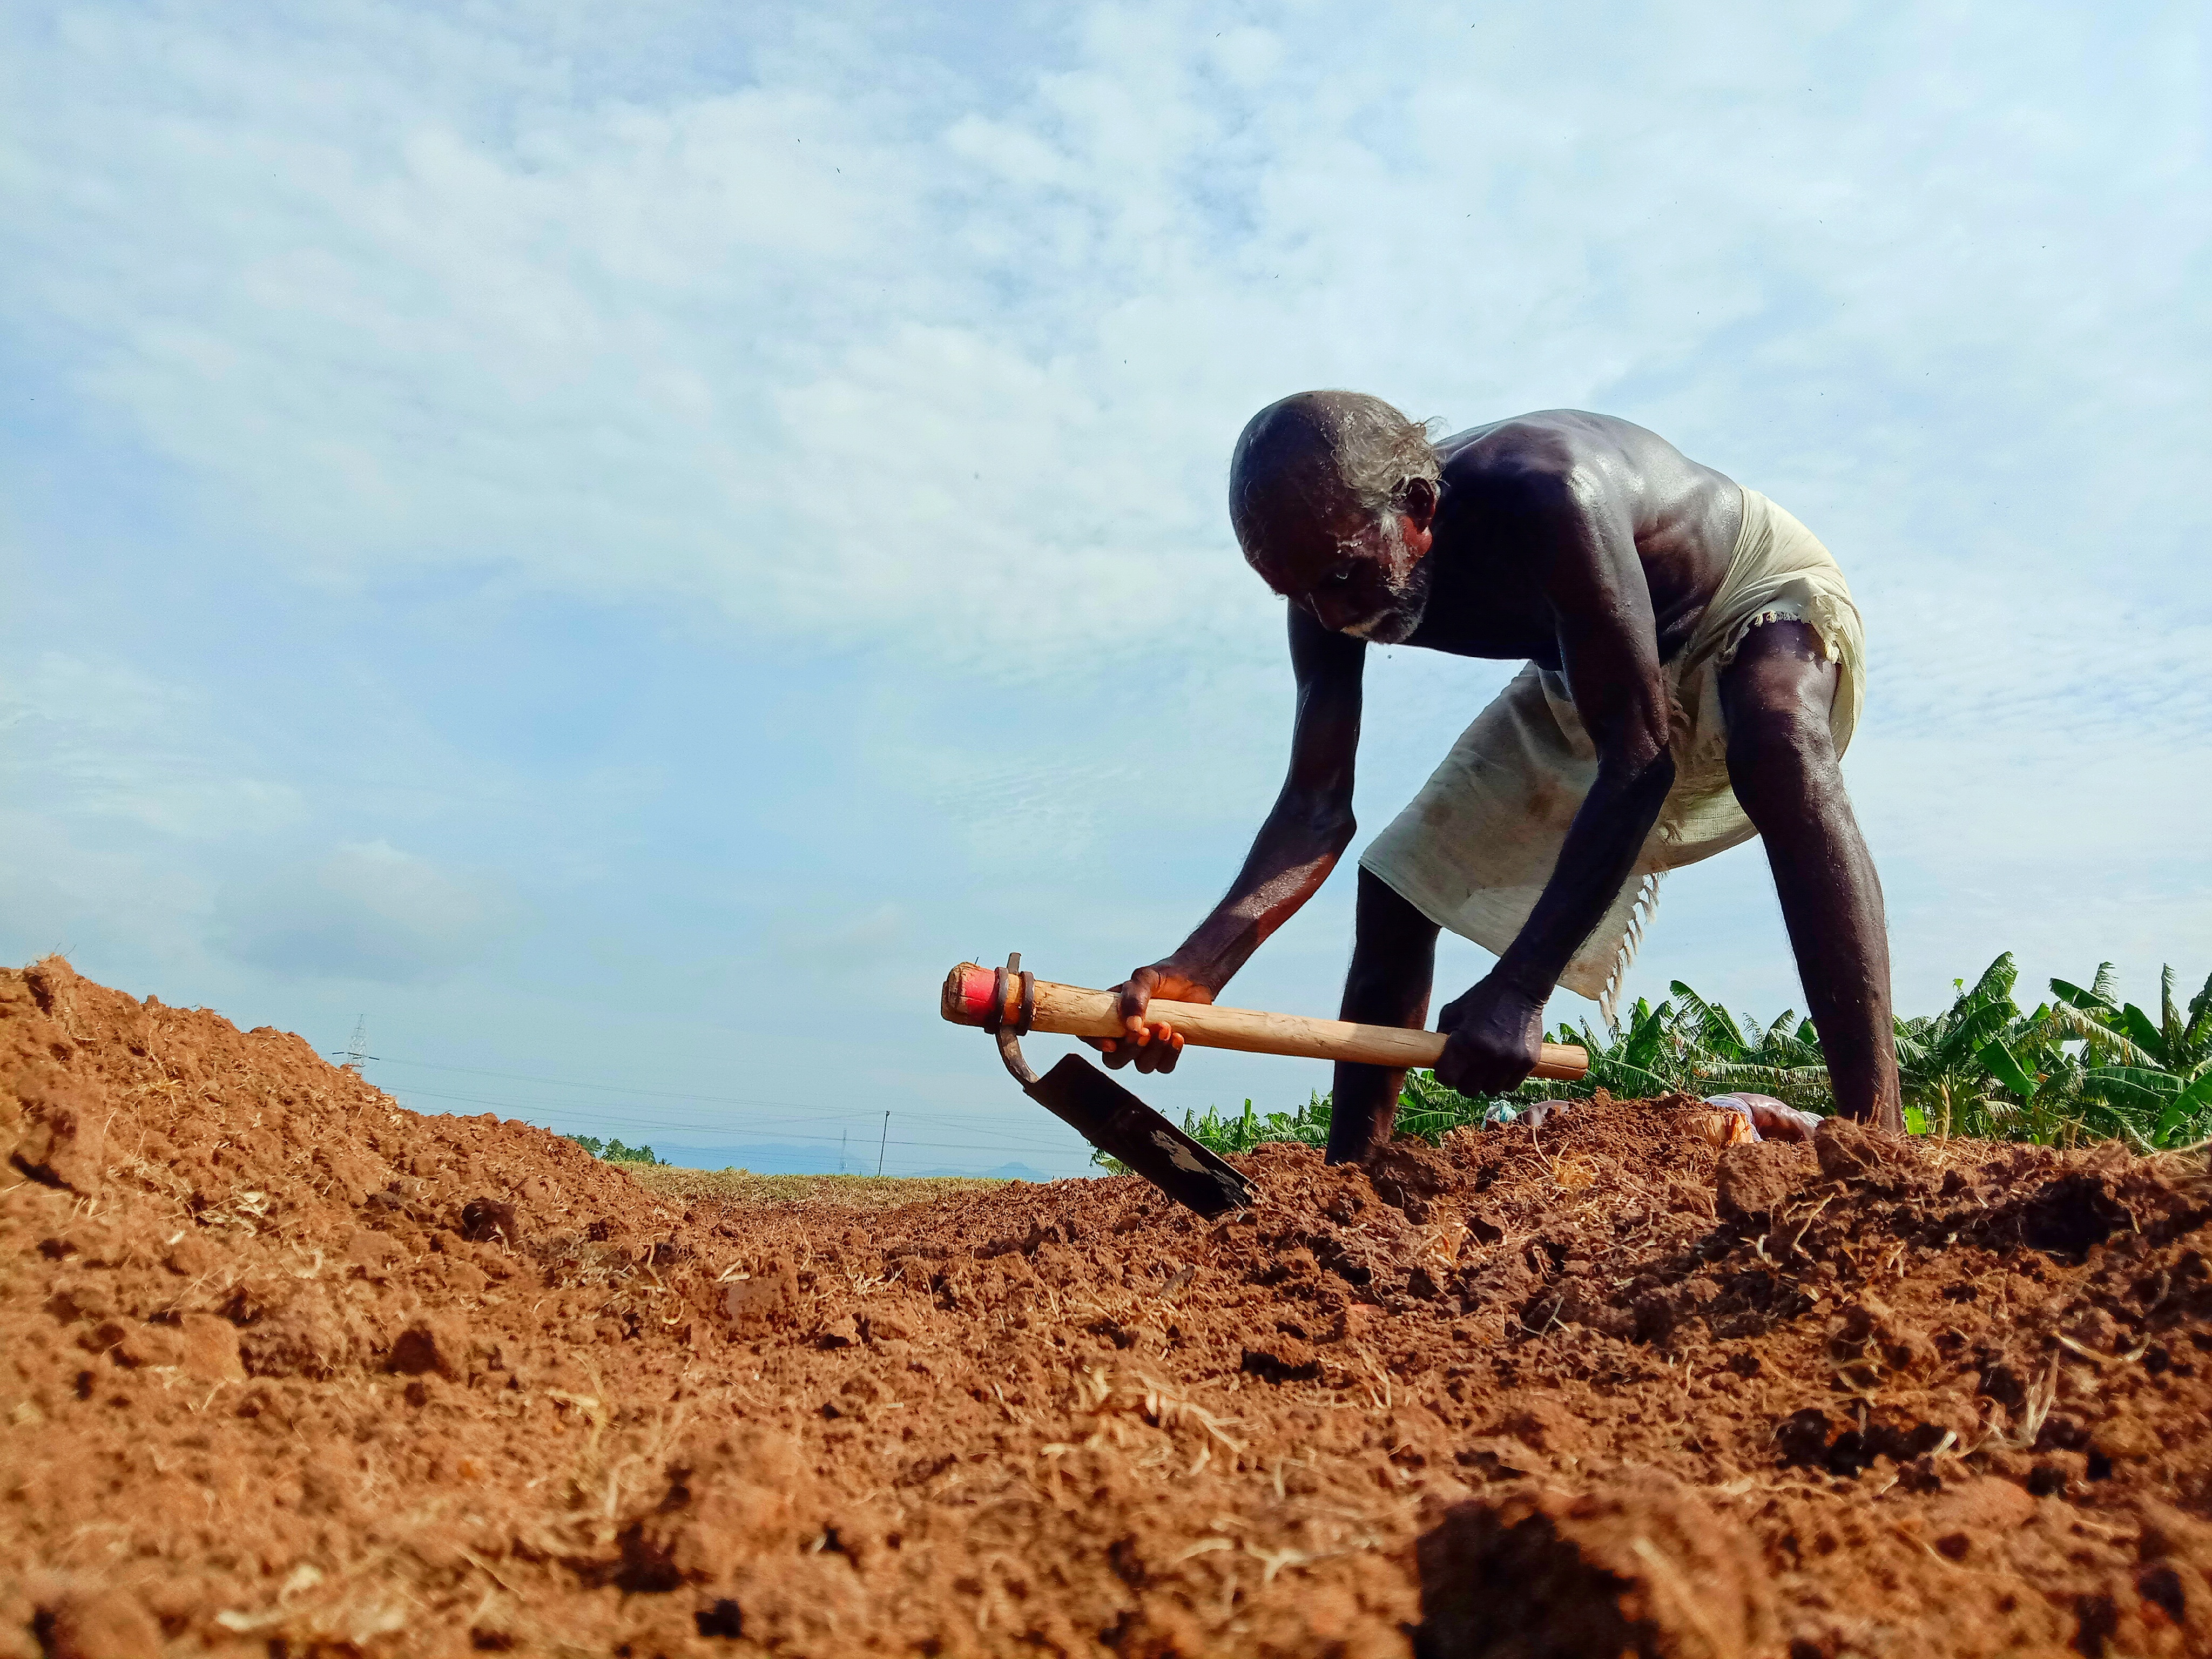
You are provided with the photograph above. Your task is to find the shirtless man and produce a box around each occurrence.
[1091,392,1902,1160]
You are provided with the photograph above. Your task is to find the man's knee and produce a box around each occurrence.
[1728,712,1845,830]
[1354,867,1438,950]
[1345,868,1437,1020]
[1728,698,1836,780]
[1721,629,1844,813]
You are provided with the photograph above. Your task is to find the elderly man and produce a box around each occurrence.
[1092,393,1901,1160]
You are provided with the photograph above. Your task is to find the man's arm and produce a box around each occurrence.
[1433,462,1676,1091]
[1095,606,1364,1074]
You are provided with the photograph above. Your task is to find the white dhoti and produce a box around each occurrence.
[1358,487,1866,1019]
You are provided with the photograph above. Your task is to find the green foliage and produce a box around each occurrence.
[1893,953,2029,1139]
[1089,1095,1329,1172]
[1154,955,2212,1161]
[2040,961,2212,1147]
[1192,1095,1332,1154]
[566,1134,664,1166]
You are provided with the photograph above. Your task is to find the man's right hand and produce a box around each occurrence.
[1084,964,1216,1075]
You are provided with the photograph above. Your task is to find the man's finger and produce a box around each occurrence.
[1136,1027,1179,1074]
[1117,972,1156,1025]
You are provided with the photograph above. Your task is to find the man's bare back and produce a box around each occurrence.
[1407,413,1743,669]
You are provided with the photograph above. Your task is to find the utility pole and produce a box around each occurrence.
[875,1111,890,1178]
[839,1129,848,1175]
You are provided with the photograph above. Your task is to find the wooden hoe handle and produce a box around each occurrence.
[941,962,1589,1082]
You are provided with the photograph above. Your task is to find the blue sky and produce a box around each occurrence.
[3,1,2207,1176]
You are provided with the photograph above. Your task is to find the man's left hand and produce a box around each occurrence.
[1434,975,1546,1094]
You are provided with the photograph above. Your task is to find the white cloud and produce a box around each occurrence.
[12,1,2195,679]
[0,652,307,840]
[212,840,518,984]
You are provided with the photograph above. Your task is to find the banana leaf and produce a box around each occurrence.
[2187,969,2212,1051]
[1981,1037,2038,1100]
[2034,1003,2160,1067]
[2119,1003,2169,1068]
[1935,1000,2014,1068]
[2082,1065,2184,1113]
[1617,1000,1674,1072]
[2154,1071,2212,1144]
[1670,980,1746,1060]
[2052,975,2123,1022]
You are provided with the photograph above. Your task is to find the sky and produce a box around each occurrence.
[3,0,2207,1177]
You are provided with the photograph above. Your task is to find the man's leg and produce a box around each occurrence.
[1719,622,1903,1131]
[1327,867,1441,1163]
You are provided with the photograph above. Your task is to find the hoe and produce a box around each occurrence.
[941,955,1589,1218]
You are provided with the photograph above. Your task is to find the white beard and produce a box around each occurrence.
[1339,514,1434,642]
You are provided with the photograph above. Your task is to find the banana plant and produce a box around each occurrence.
[1577,995,1697,1097]
[1893,953,2031,1138]
[2048,962,2212,1146]
[1671,982,1833,1109]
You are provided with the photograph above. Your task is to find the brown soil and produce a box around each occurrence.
[6,956,2212,1658]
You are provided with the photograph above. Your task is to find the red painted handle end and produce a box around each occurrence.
[941,963,1000,1026]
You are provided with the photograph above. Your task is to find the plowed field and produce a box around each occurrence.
[6,956,2212,1657]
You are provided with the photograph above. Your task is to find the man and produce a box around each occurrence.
[1092,393,1901,1161]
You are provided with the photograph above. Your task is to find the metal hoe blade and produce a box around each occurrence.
[983,953,1252,1219]
[1023,1054,1253,1218]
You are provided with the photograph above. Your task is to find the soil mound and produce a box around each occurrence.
[6,957,2212,1656]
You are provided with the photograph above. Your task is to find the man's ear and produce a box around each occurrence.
[1400,476,1439,532]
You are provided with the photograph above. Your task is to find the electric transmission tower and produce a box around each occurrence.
[341,1016,369,1075]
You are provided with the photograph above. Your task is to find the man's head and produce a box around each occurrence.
[1229,390,1442,643]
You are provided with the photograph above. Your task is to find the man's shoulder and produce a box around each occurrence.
[1438,413,1594,496]
[1442,410,1678,500]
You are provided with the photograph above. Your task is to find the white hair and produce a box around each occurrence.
[1229,390,1442,556]
[1331,397,1443,519]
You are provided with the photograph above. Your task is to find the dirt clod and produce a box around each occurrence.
[1714,1139,1815,1222]
[387,1316,467,1378]
[460,1197,520,1244]
[1414,1469,1777,1659]
[30,1582,162,1659]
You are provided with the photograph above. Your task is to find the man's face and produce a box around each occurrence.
[1245,501,1437,644]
